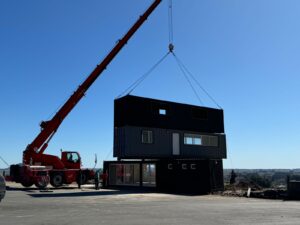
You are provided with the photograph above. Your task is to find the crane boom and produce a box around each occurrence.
[23,0,162,163]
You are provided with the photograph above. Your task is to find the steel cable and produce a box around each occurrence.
[171,53,204,105]
[172,52,222,109]
[117,51,170,98]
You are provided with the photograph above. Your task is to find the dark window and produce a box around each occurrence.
[142,130,153,144]
[109,164,140,186]
[142,164,156,187]
[209,136,218,147]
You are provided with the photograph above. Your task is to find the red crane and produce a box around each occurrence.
[10,0,162,188]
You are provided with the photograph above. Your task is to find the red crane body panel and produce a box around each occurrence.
[11,0,162,188]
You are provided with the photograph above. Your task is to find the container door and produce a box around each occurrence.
[172,133,180,155]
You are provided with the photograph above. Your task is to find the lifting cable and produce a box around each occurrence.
[104,148,113,160]
[117,1,174,98]
[167,0,221,109]
[171,52,222,109]
[118,0,221,109]
[0,155,10,167]
[172,53,204,105]
[117,51,170,98]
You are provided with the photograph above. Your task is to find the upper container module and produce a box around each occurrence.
[114,95,226,159]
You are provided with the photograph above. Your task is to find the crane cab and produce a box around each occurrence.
[61,151,81,170]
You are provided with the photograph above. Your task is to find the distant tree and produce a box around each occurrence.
[230,170,237,184]
[247,174,271,188]
[290,174,300,181]
[272,172,289,182]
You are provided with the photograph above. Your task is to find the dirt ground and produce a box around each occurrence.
[1,182,300,225]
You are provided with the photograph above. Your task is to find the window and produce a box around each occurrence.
[201,135,219,147]
[109,164,140,186]
[159,109,167,115]
[184,134,218,147]
[194,137,202,145]
[142,164,156,187]
[209,136,218,147]
[152,102,169,116]
[184,134,202,145]
[142,130,153,144]
[67,152,79,163]
[184,136,193,145]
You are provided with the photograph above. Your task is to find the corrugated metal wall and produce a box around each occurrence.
[114,126,226,159]
[103,159,224,194]
[114,95,224,133]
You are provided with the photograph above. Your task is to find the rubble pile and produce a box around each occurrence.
[222,182,287,199]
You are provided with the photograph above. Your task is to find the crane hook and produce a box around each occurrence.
[169,43,174,52]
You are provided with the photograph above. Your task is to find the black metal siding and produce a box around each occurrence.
[103,159,224,194]
[114,95,224,133]
[113,126,227,159]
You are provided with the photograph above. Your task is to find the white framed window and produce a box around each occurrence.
[159,108,167,115]
[184,136,193,145]
[194,137,202,145]
[184,134,202,145]
[142,130,153,144]
[184,134,218,147]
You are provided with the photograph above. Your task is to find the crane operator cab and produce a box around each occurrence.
[61,151,81,169]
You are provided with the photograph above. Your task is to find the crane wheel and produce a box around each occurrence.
[35,179,48,189]
[21,180,34,188]
[50,173,63,188]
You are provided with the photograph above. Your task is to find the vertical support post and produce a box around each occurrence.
[140,162,143,187]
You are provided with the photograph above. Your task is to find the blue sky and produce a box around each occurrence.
[0,0,299,169]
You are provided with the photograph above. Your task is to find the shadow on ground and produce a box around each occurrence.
[27,189,154,198]
[7,185,209,198]
[6,185,77,192]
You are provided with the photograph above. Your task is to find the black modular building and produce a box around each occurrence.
[103,95,227,194]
